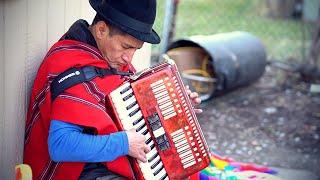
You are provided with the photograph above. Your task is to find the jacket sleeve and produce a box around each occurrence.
[48,120,129,162]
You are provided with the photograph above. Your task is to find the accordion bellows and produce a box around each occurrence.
[106,60,210,179]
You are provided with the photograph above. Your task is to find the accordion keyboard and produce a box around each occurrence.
[107,62,210,179]
[110,82,169,180]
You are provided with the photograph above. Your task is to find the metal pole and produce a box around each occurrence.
[159,0,174,62]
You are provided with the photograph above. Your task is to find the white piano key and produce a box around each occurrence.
[170,129,183,137]
[152,161,164,175]
[157,96,170,105]
[150,79,164,88]
[149,155,160,167]
[110,82,130,96]
[183,160,196,169]
[120,110,142,124]
[159,101,173,111]
[133,117,145,129]
[112,95,136,112]
[175,139,188,148]
[172,134,184,142]
[164,112,177,120]
[138,161,156,179]
[144,132,151,139]
[179,150,192,160]
[137,124,148,134]
[123,96,137,108]
[146,148,158,160]
[161,107,175,116]
[152,84,166,93]
[121,88,133,98]
[121,122,134,130]
[177,144,189,153]
[181,156,195,164]
[153,127,165,138]
[155,90,169,99]
[155,165,167,179]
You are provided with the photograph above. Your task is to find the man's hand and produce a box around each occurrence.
[126,129,150,162]
[185,85,203,114]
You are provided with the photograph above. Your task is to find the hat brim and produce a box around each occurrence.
[89,0,161,44]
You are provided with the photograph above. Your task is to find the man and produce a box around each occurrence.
[24,0,202,179]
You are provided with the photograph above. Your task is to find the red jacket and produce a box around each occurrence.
[24,40,135,179]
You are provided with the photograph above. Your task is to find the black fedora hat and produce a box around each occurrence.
[89,0,161,44]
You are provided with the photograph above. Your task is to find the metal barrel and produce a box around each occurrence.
[166,31,267,101]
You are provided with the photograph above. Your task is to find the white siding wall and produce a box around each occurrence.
[0,1,5,178]
[0,0,151,178]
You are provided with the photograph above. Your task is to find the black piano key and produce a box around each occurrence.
[159,173,168,180]
[153,165,164,176]
[136,123,146,132]
[126,101,137,110]
[123,92,134,101]
[151,158,161,169]
[150,143,155,150]
[145,137,152,144]
[120,85,131,94]
[129,107,140,117]
[133,117,143,126]
[142,129,148,135]
[148,152,158,163]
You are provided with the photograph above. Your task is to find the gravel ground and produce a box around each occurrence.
[197,66,320,177]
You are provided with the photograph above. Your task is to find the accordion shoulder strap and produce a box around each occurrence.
[50,66,132,101]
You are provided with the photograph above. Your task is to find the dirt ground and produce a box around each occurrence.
[197,66,320,177]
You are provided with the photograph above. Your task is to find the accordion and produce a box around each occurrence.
[106,59,210,179]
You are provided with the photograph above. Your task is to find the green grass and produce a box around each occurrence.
[153,0,314,61]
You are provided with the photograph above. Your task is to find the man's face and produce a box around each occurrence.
[95,22,144,70]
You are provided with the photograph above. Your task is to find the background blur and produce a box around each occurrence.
[151,0,320,179]
[153,0,318,62]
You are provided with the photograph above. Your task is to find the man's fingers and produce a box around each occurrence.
[139,149,148,162]
[194,108,203,114]
[189,92,198,98]
[144,144,151,153]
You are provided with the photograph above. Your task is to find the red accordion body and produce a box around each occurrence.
[106,61,210,179]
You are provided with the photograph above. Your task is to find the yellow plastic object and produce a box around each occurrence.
[15,164,32,180]
[210,156,229,170]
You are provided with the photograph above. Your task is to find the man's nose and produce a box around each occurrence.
[122,49,136,63]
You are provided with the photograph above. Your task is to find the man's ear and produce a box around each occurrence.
[95,21,109,40]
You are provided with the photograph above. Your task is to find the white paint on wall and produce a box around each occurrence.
[0,1,6,179]
[0,0,151,179]
[2,0,28,178]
